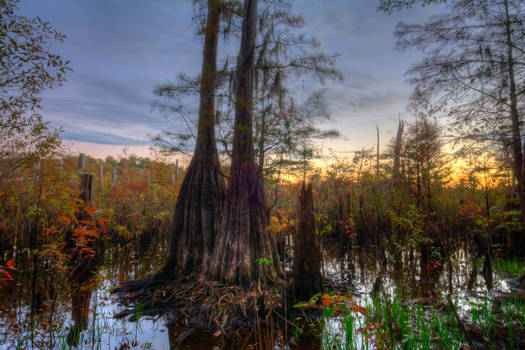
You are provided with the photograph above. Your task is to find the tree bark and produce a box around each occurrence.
[161,0,225,278]
[293,182,322,301]
[209,0,282,285]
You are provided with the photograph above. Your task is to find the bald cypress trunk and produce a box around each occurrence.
[209,0,282,285]
[293,182,322,301]
[160,0,225,278]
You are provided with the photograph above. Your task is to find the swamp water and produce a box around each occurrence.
[0,236,523,349]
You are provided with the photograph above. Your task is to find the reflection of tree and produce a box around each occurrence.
[168,323,320,350]
[67,286,94,346]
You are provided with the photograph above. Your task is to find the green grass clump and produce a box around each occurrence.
[316,287,525,349]
[494,258,525,278]
[317,289,468,349]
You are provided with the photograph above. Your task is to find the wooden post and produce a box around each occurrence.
[98,165,104,187]
[33,162,40,183]
[111,168,116,185]
[121,168,127,184]
[57,159,63,170]
[80,173,94,204]
[78,153,86,171]
[376,124,380,176]
[169,165,174,185]
[393,118,404,182]
[175,159,179,180]
[67,172,96,346]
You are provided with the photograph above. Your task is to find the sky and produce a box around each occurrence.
[17,0,444,160]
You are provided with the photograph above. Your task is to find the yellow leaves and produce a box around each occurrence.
[115,224,130,240]
[268,210,295,236]
[84,205,96,217]
[97,208,114,220]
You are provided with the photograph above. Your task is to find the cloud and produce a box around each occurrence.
[20,0,201,146]
[62,131,151,146]
[17,0,444,156]
[330,88,406,111]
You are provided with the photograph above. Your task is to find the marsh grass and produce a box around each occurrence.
[315,284,525,350]
[494,258,525,278]
[317,289,470,349]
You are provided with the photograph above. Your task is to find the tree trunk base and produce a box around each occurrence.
[114,278,289,331]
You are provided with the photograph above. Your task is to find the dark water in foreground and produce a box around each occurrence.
[0,236,518,350]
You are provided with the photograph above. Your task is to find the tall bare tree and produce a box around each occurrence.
[209,0,282,284]
[152,0,341,181]
[160,0,226,279]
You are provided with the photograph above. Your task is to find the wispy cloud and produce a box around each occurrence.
[17,0,444,154]
[62,131,150,146]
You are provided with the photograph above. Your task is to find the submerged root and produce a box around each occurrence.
[112,278,293,332]
[112,271,171,294]
[112,270,349,338]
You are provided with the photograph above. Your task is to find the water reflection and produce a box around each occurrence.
[0,231,518,349]
[167,324,321,350]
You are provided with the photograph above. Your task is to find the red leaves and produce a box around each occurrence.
[429,259,442,267]
[1,269,13,278]
[296,292,391,348]
[353,303,367,315]
[86,279,96,290]
[5,259,15,269]
[459,201,482,219]
[344,217,356,238]
[0,259,16,285]
[72,226,99,239]
[96,217,107,226]
[360,324,383,334]
[347,229,357,239]
[314,292,368,317]
[321,295,332,307]
[57,215,71,224]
